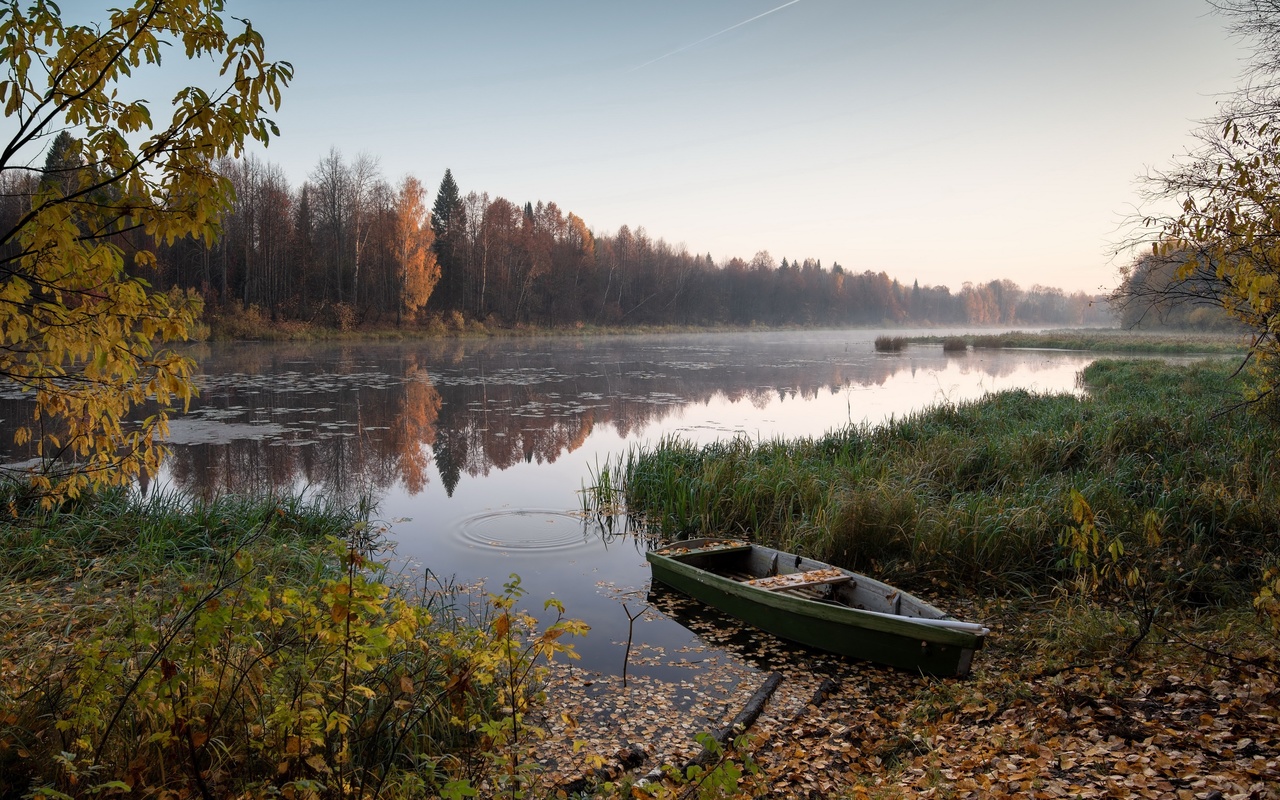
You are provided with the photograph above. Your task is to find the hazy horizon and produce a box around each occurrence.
[59,0,1246,294]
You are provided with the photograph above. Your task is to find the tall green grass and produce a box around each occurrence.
[592,360,1280,604]
[874,335,908,352]
[0,486,360,583]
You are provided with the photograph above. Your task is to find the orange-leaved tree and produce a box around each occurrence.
[0,0,291,503]
[394,174,440,324]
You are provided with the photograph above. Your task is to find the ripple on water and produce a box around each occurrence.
[457,509,596,552]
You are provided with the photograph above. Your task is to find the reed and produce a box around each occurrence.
[941,336,968,353]
[589,359,1280,604]
[874,335,908,352]
[969,333,1009,349]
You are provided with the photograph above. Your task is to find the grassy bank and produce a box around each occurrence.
[593,359,1279,609]
[203,303,832,343]
[208,305,1244,350]
[908,329,1249,354]
[570,357,1280,797]
[0,489,581,800]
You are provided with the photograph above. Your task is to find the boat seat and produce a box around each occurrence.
[745,569,853,592]
[656,542,752,558]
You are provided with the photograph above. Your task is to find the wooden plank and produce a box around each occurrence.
[777,587,843,604]
[654,542,752,559]
[745,568,853,592]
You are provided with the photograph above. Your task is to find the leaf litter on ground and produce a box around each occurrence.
[529,594,1280,799]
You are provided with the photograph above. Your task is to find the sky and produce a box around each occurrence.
[60,0,1250,294]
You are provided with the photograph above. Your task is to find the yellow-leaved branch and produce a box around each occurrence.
[0,0,291,503]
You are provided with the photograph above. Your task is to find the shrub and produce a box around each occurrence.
[422,312,449,336]
[332,301,358,331]
[0,497,585,800]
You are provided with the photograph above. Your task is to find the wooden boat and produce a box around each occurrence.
[646,538,989,677]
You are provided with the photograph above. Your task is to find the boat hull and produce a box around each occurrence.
[647,540,985,677]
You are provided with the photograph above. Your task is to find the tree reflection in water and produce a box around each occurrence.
[0,331,1117,675]
[0,331,1104,505]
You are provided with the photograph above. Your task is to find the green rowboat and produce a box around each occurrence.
[646,538,988,677]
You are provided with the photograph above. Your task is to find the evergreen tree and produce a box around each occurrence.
[432,427,463,497]
[40,131,81,195]
[41,131,118,218]
[431,168,460,241]
[431,169,463,309]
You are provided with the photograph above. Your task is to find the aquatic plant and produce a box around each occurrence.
[873,335,908,352]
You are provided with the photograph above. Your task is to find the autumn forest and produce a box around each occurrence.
[1,144,1112,332]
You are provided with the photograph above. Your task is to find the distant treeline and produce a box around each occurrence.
[1,145,1113,330]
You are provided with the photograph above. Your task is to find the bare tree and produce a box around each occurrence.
[1115,2,1280,354]
[348,152,382,310]
[310,148,350,306]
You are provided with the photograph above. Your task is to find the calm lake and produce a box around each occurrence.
[1,329,1123,677]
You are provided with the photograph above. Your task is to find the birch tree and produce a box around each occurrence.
[393,175,439,324]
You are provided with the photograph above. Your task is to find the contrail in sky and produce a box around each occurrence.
[630,0,802,72]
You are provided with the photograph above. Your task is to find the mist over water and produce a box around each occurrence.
[1,329,1133,675]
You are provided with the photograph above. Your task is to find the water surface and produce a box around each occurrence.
[0,330,1131,676]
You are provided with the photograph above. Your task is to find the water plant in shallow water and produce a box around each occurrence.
[873,335,907,352]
